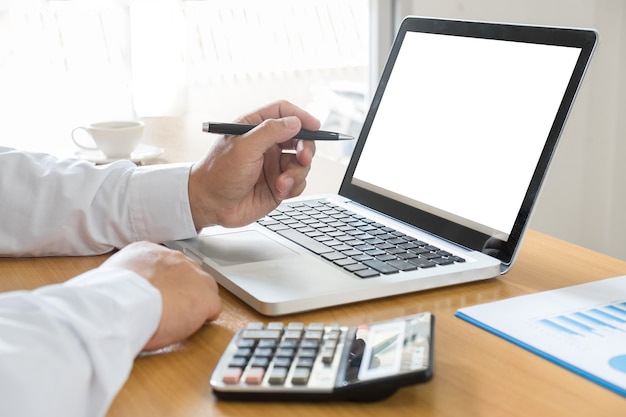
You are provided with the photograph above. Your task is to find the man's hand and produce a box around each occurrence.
[102,242,222,351]
[188,100,319,229]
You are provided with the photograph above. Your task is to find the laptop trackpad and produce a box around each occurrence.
[184,230,297,267]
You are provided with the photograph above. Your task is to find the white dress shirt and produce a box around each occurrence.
[0,146,197,256]
[0,147,199,417]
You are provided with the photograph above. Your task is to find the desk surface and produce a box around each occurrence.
[2,117,626,416]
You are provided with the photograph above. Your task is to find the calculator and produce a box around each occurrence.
[210,312,434,401]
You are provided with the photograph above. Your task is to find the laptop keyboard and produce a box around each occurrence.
[257,200,465,278]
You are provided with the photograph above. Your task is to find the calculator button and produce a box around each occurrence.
[222,367,243,384]
[297,348,318,358]
[295,357,315,368]
[320,347,336,364]
[279,339,299,349]
[287,322,305,330]
[266,322,285,331]
[257,339,277,349]
[303,330,324,341]
[245,367,265,385]
[268,367,288,385]
[325,330,341,340]
[241,329,282,340]
[228,357,248,368]
[272,357,293,368]
[253,347,274,357]
[283,329,303,339]
[249,357,271,368]
[323,339,337,349]
[291,368,311,385]
[237,339,256,348]
[300,339,319,349]
[234,348,252,358]
[275,347,296,358]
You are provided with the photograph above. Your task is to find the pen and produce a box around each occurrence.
[202,122,354,141]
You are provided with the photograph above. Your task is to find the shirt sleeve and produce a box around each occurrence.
[0,267,161,417]
[0,146,198,256]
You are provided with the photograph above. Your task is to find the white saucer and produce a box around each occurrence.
[75,144,164,164]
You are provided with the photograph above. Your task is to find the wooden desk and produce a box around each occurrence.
[2,118,626,416]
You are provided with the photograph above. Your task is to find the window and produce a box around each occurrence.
[0,0,369,161]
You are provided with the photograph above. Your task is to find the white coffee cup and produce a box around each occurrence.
[72,120,144,158]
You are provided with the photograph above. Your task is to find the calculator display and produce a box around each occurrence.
[346,314,431,383]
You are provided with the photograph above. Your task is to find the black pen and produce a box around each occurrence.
[202,122,354,141]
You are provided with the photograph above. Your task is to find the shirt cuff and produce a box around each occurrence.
[128,163,198,242]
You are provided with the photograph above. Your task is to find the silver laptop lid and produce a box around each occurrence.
[339,16,597,272]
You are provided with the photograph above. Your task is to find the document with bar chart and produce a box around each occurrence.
[455,275,626,397]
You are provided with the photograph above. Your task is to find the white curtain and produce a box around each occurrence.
[0,0,369,157]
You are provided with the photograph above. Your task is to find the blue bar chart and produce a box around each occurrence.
[538,302,626,338]
[456,276,626,396]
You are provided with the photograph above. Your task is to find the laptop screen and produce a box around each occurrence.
[341,17,597,267]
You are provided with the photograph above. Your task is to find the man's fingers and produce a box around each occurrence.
[236,116,302,152]
[239,100,321,131]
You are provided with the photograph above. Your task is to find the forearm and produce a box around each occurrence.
[0,268,161,417]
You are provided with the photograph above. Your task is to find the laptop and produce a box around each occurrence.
[167,17,597,316]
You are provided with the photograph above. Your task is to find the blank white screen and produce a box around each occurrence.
[353,32,581,237]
